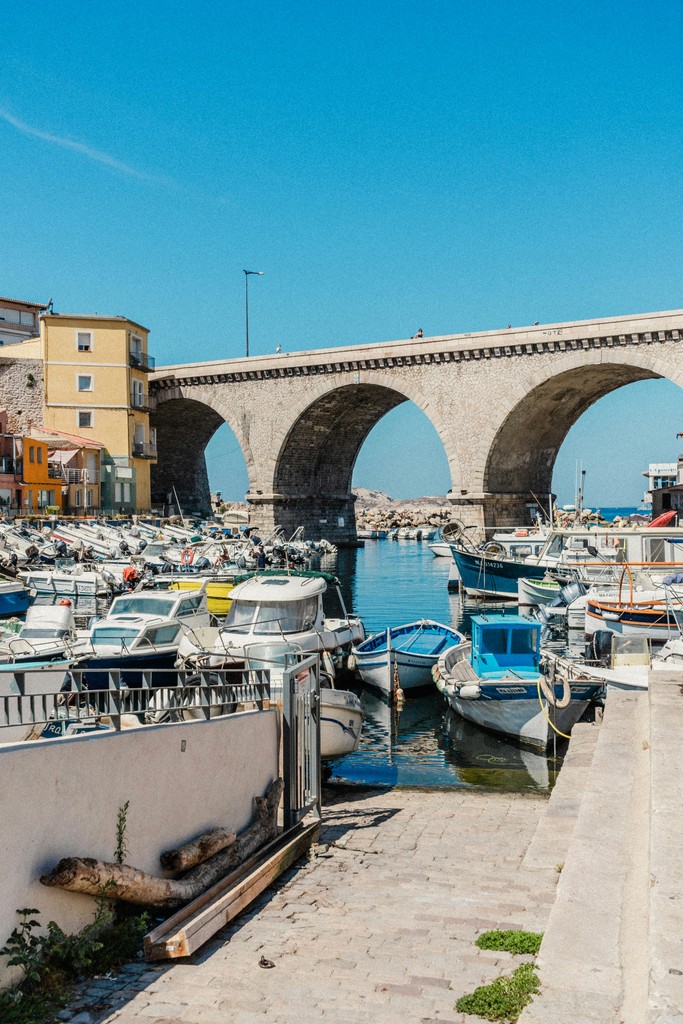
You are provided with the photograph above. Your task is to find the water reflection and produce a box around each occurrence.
[328,684,560,793]
[325,539,565,793]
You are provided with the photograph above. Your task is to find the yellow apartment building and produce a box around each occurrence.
[17,314,156,511]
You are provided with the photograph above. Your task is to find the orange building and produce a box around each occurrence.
[0,413,62,512]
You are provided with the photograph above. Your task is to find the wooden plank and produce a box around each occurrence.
[144,829,289,947]
[144,820,319,961]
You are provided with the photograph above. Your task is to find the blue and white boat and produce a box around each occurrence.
[434,614,602,750]
[71,586,210,688]
[351,620,465,694]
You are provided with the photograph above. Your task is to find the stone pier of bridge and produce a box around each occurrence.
[149,310,683,542]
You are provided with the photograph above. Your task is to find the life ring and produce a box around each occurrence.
[181,547,195,566]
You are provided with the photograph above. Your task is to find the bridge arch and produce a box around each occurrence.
[150,385,254,514]
[260,375,462,539]
[472,349,683,526]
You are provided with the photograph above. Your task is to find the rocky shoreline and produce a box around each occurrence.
[214,489,455,533]
[352,488,453,531]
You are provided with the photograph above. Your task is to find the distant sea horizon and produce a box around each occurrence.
[576,505,642,520]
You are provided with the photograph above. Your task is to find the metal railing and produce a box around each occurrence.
[0,667,271,740]
[61,468,91,484]
[132,442,158,459]
[130,391,154,412]
[129,351,156,372]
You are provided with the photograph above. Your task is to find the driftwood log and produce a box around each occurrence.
[160,826,237,872]
[40,778,283,910]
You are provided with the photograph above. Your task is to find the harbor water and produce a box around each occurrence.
[322,539,568,793]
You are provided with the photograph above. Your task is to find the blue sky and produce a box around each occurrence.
[3,1,682,506]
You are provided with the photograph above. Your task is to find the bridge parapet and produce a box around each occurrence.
[151,309,683,390]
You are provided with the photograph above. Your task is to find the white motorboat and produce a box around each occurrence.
[19,565,118,600]
[0,603,77,664]
[176,570,365,675]
[175,571,365,760]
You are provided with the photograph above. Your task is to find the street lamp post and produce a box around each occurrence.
[243,270,264,357]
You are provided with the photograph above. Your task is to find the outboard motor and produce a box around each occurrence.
[559,580,586,605]
[586,629,613,666]
[54,540,68,557]
[193,556,211,570]
[24,544,40,563]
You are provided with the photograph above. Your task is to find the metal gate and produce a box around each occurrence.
[282,652,322,828]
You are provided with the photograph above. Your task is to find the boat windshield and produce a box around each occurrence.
[20,628,66,639]
[110,596,175,616]
[91,627,140,649]
[224,596,318,635]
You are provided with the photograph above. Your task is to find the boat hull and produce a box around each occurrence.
[586,599,678,642]
[320,688,363,759]
[352,621,464,694]
[0,583,29,618]
[517,577,561,608]
[451,547,546,599]
[446,683,596,751]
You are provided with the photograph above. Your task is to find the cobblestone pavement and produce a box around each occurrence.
[63,785,561,1024]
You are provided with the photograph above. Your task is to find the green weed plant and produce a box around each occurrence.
[455,962,540,1022]
[476,929,543,955]
[0,901,149,1024]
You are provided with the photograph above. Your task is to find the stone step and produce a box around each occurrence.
[520,687,650,1024]
[522,719,600,873]
[648,670,683,1022]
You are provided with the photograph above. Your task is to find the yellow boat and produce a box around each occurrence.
[168,576,237,617]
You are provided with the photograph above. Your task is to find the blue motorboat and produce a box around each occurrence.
[450,544,547,599]
[434,614,603,749]
[351,619,465,694]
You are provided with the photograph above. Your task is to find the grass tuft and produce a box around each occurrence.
[455,961,540,1022]
[475,929,543,955]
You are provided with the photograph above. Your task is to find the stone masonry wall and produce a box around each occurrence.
[0,358,45,433]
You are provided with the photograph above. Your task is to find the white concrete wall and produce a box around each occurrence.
[0,709,279,987]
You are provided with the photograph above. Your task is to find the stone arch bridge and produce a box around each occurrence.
[150,309,683,543]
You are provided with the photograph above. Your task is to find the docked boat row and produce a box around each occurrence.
[0,567,366,761]
[450,517,683,599]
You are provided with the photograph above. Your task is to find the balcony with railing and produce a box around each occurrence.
[62,468,91,484]
[129,350,156,372]
[132,442,158,460]
[47,463,64,479]
[130,390,155,413]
